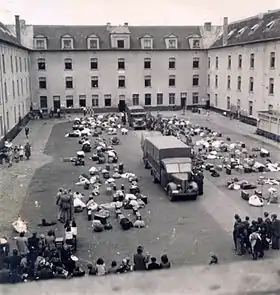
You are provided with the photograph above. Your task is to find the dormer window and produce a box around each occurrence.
[167,39,177,49]
[236,27,247,37]
[87,35,100,49]
[193,39,200,49]
[34,36,47,50]
[143,39,152,49]
[61,36,74,49]
[227,29,236,39]
[117,40,125,49]
[266,21,275,30]
[250,24,259,33]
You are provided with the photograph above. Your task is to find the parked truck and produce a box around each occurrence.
[126,105,147,130]
[142,135,202,201]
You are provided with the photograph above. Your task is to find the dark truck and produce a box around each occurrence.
[126,105,147,130]
[142,135,202,201]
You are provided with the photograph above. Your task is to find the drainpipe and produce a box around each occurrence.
[0,58,6,138]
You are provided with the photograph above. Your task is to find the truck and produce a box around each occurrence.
[126,105,147,130]
[142,135,202,201]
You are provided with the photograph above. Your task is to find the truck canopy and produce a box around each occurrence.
[127,105,145,113]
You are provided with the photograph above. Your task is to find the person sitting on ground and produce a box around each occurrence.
[87,263,97,275]
[148,257,161,270]
[118,258,132,273]
[133,216,145,228]
[133,245,149,271]
[160,254,171,269]
[38,218,57,227]
[45,230,56,252]
[107,260,118,274]
[95,258,107,276]
[209,252,219,265]
[73,265,85,277]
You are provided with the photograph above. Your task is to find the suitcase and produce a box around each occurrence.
[241,190,249,201]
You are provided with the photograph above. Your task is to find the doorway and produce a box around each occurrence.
[180,92,187,109]
[205,94,210,109]
[118,100,126,112]
[53,96,61,111]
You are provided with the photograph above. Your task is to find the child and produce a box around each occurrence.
[19,145,24,161]
[209,252,219,265]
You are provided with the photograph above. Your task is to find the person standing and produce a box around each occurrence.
[133,245,149,271]
[25,127,29,139]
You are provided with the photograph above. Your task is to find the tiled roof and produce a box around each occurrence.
[211,9,280,48]
[33,25,201,50]
[0,21,19,46]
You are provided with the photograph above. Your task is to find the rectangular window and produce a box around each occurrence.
[62,39,73,49]
[65,76,73,89]
[19,57,22,72]
[143,39,152,49]
[144,58,151,69]
[167,39,176,49]
[238,54,242,68]
[215,56,219,69]
[14,106,17,124]
[20,78,23,94]
[118,76,125,88]
[38,58,46,70]
[12,81,15,98]
[157,93,163,105]
[207,74,210,87]
[169,93,175,105]
[192,75,199,86]
[227,75,231,89]
[168,57,176,69]
[24,58,27,72]
[15,56,18,72]
[2,54,5,73]
[4,82,7,102]
[39,77,47,89]
[215,94,218,106]
[270,52,276,68]
[227,97,231,109]
[215,75,218,88]
[92,95,99,107]
[250,53,255,68]
[237,99,241,111]
[228,55,231,69]
[249,77,254,92]
[35,39,46,49]
[193,57,199,69]
[132,94,139,105]
[104,94,112,107]
[237,76,241,91]
[117,40,124,48]
[144,75,151,87]
[89,39,98,49]
[10,56,13,73]
[249,101,253,116]
[90,76,99,88]
[79,95,86,107]
[40,96,48,108]
[208,57,211,68]
[64,58,72,70]
[66,95,73,108]
[192,92,199,104]
[269,78,274,94]
[144,93,151,106]
[17,80,20,96]
[169,75,176,87]
[90,58,98,70]
[118,58,125,70]
[268,104,273,112]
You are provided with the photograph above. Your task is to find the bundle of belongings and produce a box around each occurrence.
[12,216,27,233]
[227,178,257,191]
[75,151,85,166]
[240,190,264,207]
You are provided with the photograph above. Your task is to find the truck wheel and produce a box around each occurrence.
[167,189,174,201]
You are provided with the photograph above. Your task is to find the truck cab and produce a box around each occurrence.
[127,105,147,130]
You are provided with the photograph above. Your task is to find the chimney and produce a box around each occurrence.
[15,15,21,44]
[223,17,228,46]
[124,22,128,26]
[204,22,212,31]
[106,22,111,31]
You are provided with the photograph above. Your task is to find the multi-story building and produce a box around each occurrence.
[0,16,31,139]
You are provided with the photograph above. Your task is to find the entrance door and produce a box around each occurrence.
[180,92,187,109]
[118,100,126,112]
[53,96,61,111]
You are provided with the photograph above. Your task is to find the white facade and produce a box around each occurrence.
[0,42,31,138]
[208,40,280,119]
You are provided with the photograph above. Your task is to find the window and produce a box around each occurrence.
[10,56,13,73]
[66,95,73,108]
[117,40,124,48]
[65,76,73,89]
[62,38,73,49]
[143,39,152,49]
[237,76,241,91]
[268,104,273,112]
[92,95,99,107]
[38,58,46,70]
[118,76,126,88]
[6,111,9,131]
[64,58,72,70]
[17,80,19,96]
[169,75,176,87]
[237,99,241,110]
[144,75,151,87]
[192,75,199,86]
[79,95,86,107]
[15,56,18,72]
[144,93,151,105]
[38,77,47,89]
[90,58,98,70]
[192,92,199,104]
[88,39,98,49]
[215,94,218,106]
[193,39,200,49]
[168,57,176,69]
[144,58,151,69]
[270,52,275,68]
[238,54,242,68]
[227,75,231,89]
[215,56,219,69]
[4,82,7,102]
[12,81,15,98]
[215,75,218,88]
[2,54,5,73]
[227,97,231,110]
[118,58,125,70]
[228,55,231,69]
[24,58,27,72]
[157,93,163,105]
[250,53,255,68]
[248,101,253,116]
[169,93,175,105]
[132,94,139,105]
[40,96,48,108]
[269,78,274,95]
[13,106,16,124]
[266,21,275,30]
[249,77,254,92]
[104,94,112,107]
[250,24,259,33]
[167,39,177,49]
[21,78,23,95]
[35,39,46,49]
[208,57,211,68]
[91,76,99,88]
[19,57,22,72]
[207,74,210,87]
[193,57,199,69]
